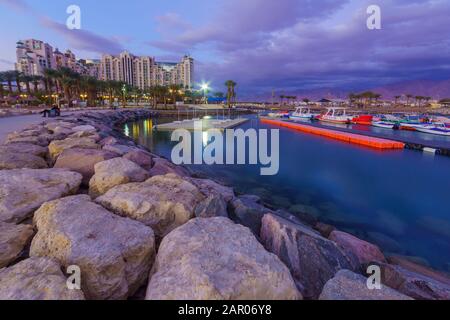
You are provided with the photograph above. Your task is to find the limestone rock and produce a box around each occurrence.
[146,217,302,300]
[329,231,386,267]
[373,261,450,300]
[0,143,48,158]
[230,195,274,235]
[260,214,358,299]
[0,257,85,300]
[0,152,48,170]
[30,195,155,300]
[89,157,150,198]
[54,148,119,185]
[96,174,204,237]
[103,144,134,156]
[190,178,235,202]
[0,222,34,268]
[48,137,99,160]
[72,125,96,133]
[123,150,154,170]
[0,169,82,223]
[319,270,412,300]
[148,157,190,177]
[195,194,228,218]
[314,222,336,238]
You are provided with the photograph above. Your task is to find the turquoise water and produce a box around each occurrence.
[125,116,450,272]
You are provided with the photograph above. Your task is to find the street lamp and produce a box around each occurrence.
[200,83,209,104]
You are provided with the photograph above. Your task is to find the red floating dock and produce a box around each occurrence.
[260,118,405,150]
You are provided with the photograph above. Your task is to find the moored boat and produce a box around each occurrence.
[317,107,352,124]
[372,121,398,129]
[290,107,318,121]
[416,124,450,136]
[352,114,373,125]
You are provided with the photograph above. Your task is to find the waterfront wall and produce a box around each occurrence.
[0,109,449,300]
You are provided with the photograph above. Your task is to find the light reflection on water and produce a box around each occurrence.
[124,115,450,273]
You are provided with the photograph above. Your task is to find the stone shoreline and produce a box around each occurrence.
[0,109,449,300]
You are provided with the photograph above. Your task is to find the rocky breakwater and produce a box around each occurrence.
[0,109,449,300]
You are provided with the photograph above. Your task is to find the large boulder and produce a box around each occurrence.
[0,152,48,170]
[0,257,85,300]
[229,195,274,235]
[123,150,154,170]
[48,137,99,160]
[96,174,204,238]
[0,143,48,158]
[0,169,82,224]
[373,261,450,300]
[260,214,358,299]
[146,217,302,300]
[30,195,155,300]
[89,158,150,198]
[148,157,190,177]
[54,148,119,185]
[319,270,412,300]
[103,144,135,156]
[329,231,386,268]
[0,222,34,268]
[190,178,235,202]
[194,194,228,218]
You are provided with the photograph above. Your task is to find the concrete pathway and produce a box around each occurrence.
[0,114,48,143]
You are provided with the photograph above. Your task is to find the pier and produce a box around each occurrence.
[154,118,249,131]
[260,117,405,150]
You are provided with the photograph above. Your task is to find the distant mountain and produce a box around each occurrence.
[246,79,450,102]
[370,79,450,100]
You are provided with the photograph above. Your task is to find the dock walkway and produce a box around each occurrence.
[154,118,249,131]
[260,117,405,150]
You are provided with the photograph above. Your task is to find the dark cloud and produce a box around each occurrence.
[40,17,124,55]
[155,0,450,97]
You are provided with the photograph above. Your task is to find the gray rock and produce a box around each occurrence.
[0,143,47,158]
[260,213,358,299]
[195,194,228,218]
[373,261,450,300]
[123,150,154,170]
[146,217,302,300]
[148,157,190,177]
[190,178,235,202]
[0,169,82,224]
[0,257,85,300]
[314,222,336,238]
[229,195,274,235]
[103,144,135,156]
[329,231,386,267]
[319,270,412,300]
[30,195,155,300]
[0,222,34,268]
[0,152,48,170]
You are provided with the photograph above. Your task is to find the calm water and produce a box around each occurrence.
[124,115,450,272]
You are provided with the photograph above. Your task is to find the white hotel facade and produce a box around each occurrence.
[100,51,194,90]
[15,39,194,90]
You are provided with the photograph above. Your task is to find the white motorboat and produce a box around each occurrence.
[317,107,352,124]
[290,107,318,121]
[372,121,397,129]
[416,124,450,136]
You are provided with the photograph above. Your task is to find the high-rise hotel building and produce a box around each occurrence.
[15,39,100,78]
[100,51,194,90]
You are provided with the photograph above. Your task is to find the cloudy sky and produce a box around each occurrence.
[0,0,449,97]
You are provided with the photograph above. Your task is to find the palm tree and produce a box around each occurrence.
[225,80,237,108]
[2,71,16,94]
[394,96,401,105]
[406,94,413,106]
[0,72,5,98]
[169,84,182,106]
[56,67,79,107]
[31,75,42,93]
[22,75,33,94]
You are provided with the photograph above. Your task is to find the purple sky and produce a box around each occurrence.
[0,0,449,97]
